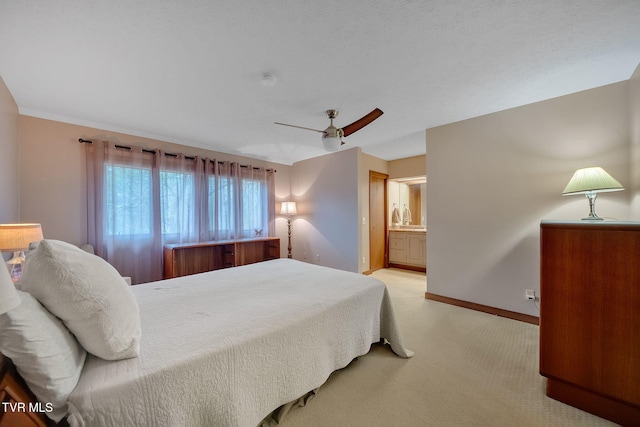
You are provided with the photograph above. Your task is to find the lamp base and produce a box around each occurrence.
[6,251,26,282]
[286,218,293,259]
[581,192,603,221]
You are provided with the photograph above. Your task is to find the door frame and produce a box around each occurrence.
[369,170,389,273]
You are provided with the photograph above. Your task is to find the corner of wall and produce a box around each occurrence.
[290,148,360,272]
[629,63,640,218]
[426,81,631,316]
[0,75,20,222]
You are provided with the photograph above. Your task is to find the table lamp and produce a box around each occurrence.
[0,223,44,282]
[562,167,624,220]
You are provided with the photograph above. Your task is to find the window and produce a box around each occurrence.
[104,162,271,239]
[160,170,195,236]
[210,175,237,235]
[88,140,275,284]
[105,165,153,236]
[242,178,267,235]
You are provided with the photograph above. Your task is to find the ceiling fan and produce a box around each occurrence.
[275,108,384,152]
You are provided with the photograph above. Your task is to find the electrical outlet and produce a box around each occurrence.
[525,289,535,301]
[362,256,366,264]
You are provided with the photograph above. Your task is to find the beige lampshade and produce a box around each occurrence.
[0,223,44,251]
[562,167,624,195]
[280,201,297,216]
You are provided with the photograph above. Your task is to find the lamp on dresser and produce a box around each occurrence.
[0,223,44,282]
[561,166,624,220]
[280,201,297,259]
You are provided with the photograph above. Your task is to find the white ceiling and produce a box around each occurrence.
[1,1,639,165]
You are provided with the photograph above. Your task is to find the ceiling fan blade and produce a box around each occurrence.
[341,108,384,137]
[274,122,326,134]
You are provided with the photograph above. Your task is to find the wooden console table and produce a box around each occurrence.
[163,237,280,279]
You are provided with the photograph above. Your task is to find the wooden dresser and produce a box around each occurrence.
[163,237,280,279]
[540,221,640,425]
[0,355,50,427]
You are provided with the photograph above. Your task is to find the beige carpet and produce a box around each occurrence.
[279,268,616,427]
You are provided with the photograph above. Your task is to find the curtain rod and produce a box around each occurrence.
[79,139,276,172]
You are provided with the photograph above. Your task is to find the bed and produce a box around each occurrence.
[0,240,412,427]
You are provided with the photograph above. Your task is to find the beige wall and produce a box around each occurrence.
[288,149,422,274]
[18,115,292,251]
[0,76,19,223]
[290,148,360,272]
[630,64,640,217]
[16,111,387,274]
[426,81,631,316]
[388,154,426,179]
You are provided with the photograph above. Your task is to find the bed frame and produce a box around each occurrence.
[0,353,59,426]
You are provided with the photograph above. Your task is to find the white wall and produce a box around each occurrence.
[426,81,631,316]
[0,76,19,223]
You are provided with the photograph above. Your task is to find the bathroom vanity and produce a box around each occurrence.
[388,227,426,272]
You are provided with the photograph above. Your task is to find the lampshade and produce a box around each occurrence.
[280,201,297,216]
[562,167,624,195]
[0,255,20,314]
[0,223,44,251]
[0,223,44,282]
[322,136,341,152]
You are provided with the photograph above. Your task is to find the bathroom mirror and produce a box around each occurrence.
[388,176,426,226]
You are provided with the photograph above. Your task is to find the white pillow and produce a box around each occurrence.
[0,291,86,422]
[20,239,141,360]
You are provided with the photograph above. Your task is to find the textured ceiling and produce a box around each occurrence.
[1,1,639,165]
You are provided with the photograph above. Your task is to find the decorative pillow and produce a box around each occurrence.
[20,239,141,360]
[0,291,86,422]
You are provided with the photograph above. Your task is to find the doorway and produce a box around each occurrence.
[369,171,388,272]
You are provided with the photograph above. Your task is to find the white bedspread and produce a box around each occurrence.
[66,259,412,427]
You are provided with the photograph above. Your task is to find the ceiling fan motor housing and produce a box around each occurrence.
[321,109,344,151]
